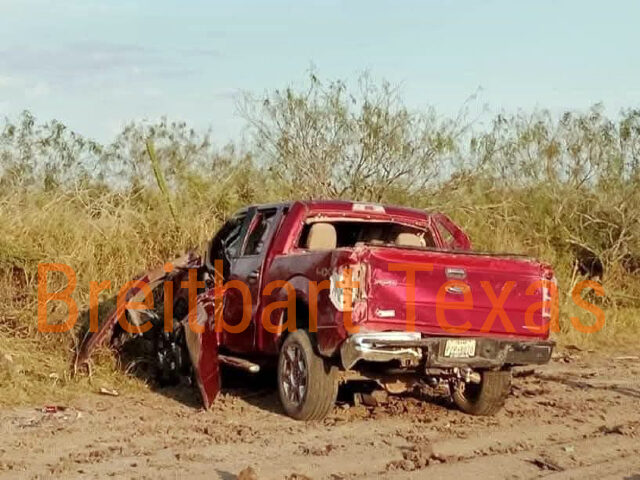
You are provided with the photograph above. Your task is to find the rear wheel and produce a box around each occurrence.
[452,369,511,416]
[277,330,338,421]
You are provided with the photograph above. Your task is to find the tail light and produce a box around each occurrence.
[329,263,367,312]
[541,265,556,321]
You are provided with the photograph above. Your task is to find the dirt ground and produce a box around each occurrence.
[1,350,639,480]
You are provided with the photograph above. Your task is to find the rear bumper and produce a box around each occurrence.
[339,332,554,370]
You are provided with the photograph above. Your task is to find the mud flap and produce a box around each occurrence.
[183,293,220,408]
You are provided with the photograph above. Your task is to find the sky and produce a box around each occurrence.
[1,0,639,145]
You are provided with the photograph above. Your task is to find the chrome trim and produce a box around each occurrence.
[445,267,467,279]
[445,285,465,295]
[340,332,422,369]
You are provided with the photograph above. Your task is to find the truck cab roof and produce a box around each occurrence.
[237,200,433,225]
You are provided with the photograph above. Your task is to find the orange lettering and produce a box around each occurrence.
[524,280,560,334]
[262,280,296,334]
[388,262,434,331]
[480,281,516,333]
[117,280,153,334]
[89,280,111,332]
[435,280,472,334]
[571,280,605,334]
[37,263,78,333]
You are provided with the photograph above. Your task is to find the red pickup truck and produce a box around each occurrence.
[78,200,555,421]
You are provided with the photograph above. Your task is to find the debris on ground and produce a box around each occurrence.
[98,387,119,397]
[529,456,564,471]
[298,444,337,456]
[236,466,258,480]
[385,442,448,472]
[5,406,82,430]
[552,351,578,363]
[41,405,68,414]
[598,424,635,436]
[564,345,583,352]
[512,368,537,378]
[284,474,313,480]
[354,390,389,407]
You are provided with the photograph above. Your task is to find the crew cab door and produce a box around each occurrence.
[222,207,282,352]
[433,214,471,250]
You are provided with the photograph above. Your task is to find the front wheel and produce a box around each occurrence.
[155,319,190,386]
[452,369,511,416]
[277,330,338,421]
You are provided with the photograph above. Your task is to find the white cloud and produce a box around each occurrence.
[0,43,155,80]
[142,87,163,97]
[25,81,51,99]
[0,42,221,87]
[0,75,51,101]
[0,75,22,88]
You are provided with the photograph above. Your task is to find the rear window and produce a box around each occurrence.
[298,220,436,249]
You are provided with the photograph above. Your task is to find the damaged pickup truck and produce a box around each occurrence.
[77,200,555,421]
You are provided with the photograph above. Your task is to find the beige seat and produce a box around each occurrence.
[306,223,337,250]
[395,232,424,247]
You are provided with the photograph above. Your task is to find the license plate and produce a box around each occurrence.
[443,339,476,358]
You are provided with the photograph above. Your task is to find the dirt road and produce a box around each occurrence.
[1,351,639,480]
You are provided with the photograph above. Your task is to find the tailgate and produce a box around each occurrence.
[365,248,551,339]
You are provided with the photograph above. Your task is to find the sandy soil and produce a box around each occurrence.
[1,351,639,480]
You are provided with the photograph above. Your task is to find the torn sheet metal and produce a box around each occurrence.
[74,252,201,371]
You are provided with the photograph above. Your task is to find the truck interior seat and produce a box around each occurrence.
[395,232,424,247]
[306,223,337,250]
[359,225,386,245]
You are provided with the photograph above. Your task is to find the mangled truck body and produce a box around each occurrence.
[77,200,555,420]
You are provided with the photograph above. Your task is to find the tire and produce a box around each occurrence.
[155,319,189,386]
[452,369,511,416]
[277,330,338,421]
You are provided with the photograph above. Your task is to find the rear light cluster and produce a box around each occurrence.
[542,266,554,280]
[329,263,367,312]
[541,265,556,321]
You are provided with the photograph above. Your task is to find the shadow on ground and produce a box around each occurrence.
[73,297,457,418]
